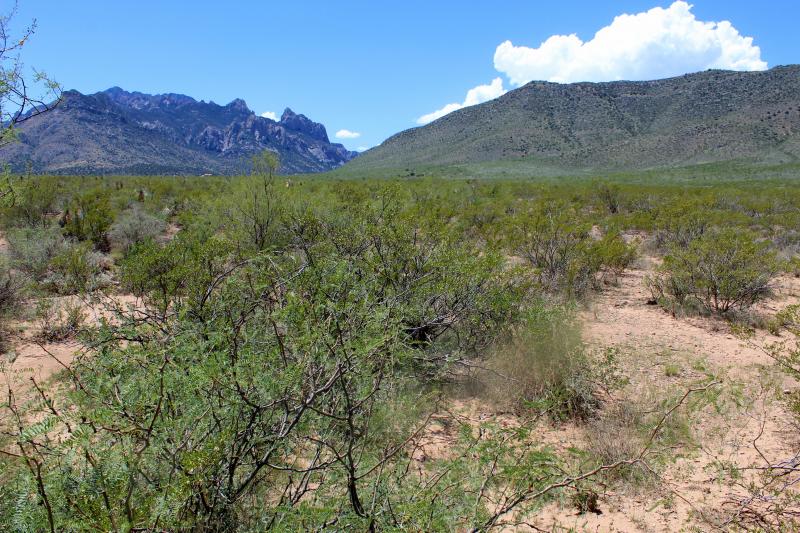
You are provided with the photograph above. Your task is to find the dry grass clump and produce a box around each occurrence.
[584,393,693,487]
[481,303,601,421]
[34,299,86,343]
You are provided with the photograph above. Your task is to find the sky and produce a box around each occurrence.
[9,0,800,151]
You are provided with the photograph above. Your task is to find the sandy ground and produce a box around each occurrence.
[1,293,141,395]
[532,261,800,531]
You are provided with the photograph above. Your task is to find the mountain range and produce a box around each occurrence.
[351,65,800,172]
[0,87,358,175]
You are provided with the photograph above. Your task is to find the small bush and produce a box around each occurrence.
[108,206,166,253]
[1,178,58,228]
[593,231,638,282]
[0,256,22,315]
[34,299,86,343]
[6,226,66,281]
[43,242,107,295]
[62,192,115,251]
[650,206,710,252]
[585,402,650,484]
[509,202,600,296]
[646,228,779,314]
[585,395,691,486]
[482,302,601,421]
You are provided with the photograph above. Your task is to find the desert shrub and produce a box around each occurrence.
[225,176,284,252]
[482,302,601,421]
[0,177,58,228]
[108,206,166,253]
[584,402,652,484]
[0,194,544,531]
[583,394,690,487]
[120,232,233,319]
[509,202,600,296]
[0,256,21,315]
[592,230,638,281]
[6,225,66,281]
[34,298,86,342]
[647,228,779,314]
[593,181,621,214]
[650,205,711,252]
[62,192,115,251]
[43,241,107,295]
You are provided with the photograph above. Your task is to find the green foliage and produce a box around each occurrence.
[62,192,115,251]
[592,230,638,280]
[34,298,86,342]
[0,207,532,530]
[120,232,232,318]
[45,241,106,295]
[5,172,800,529]
[251,149,281,179]
[647,228,779,314]
[0,177,58,228]
[508,201,599,296]
[6,226,65,281]
[108,205,166,254]
[0,255,21,315]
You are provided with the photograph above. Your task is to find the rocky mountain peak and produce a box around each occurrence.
[280,107,329,143]
[227,98,251,113]
[0,88,358,175]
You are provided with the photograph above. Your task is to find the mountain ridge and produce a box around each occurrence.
[350,65,800,172]
[0,87,358,175]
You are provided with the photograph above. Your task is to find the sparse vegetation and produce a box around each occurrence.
[0,170,799,530]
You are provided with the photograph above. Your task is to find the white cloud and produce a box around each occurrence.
[260,111,279,121]
[335,129,361,139]
[356,146,369,152]
[494,1,767,86]
[417,77,506,125]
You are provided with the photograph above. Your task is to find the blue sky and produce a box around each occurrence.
[10,1,800,151]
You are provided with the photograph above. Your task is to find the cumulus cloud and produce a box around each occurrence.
[356,146,369,152]
[494,1,767,86]
[335,129,361,139]
[417,77,506,125]
[260,111,279,121]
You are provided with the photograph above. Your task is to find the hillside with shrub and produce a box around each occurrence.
[350,66,800,172]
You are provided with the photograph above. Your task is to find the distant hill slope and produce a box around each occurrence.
[0,87,358,175]
[351,66,800,171]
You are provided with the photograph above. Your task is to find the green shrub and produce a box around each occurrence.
[34,298,86,342]
[0,177,58,228]
[108,206,166,253]
[508,202,600,296]
[62,192,115,251]
[650,205,710,252]
[647,228,779,314]
[6,226,66,281]
[592,230,638,281]
[0,256,21,315]
[44,242,107,295]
